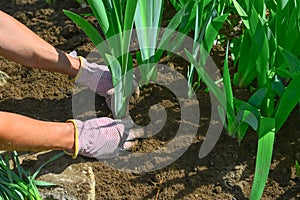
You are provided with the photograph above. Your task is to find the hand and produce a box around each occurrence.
[72,56,114,110]
[66,117,143,160]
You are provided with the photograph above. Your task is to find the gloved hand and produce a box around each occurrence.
[65,117,143,160]
[71,56,114,110]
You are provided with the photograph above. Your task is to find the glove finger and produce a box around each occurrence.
[122,140,138,151]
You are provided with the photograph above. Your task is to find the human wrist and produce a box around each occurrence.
[64,120,79,159]
[66,53,81,77]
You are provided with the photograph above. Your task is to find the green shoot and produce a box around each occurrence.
[0,151,64,200]
[295,160,300,179]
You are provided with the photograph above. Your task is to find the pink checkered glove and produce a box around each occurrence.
[72,56,114,110]
[66,117,143,160]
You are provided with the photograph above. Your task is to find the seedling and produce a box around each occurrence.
[0,151,64,200]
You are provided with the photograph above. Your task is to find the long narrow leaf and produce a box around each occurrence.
[275,73,300,132]
[122,0,138,74]
[135,0,163,61]
[87,0,109,34]
[248,88,268,108]
[250,117,275,200]
[280,48,300,74]
[32,152,65,180]
[203,14,228,53]
[223,42,234,119]
[232,0,250,29]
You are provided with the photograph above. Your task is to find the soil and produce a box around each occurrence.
[0,0,300,199]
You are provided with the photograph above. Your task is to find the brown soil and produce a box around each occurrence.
[0,0,299,199]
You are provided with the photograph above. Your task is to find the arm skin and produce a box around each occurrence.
[0,10,78,152]
[0,10,80,76]
[0,112,75,152]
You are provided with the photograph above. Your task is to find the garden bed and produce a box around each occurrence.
[0,0,299,199]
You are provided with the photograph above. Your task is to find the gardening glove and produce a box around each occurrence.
[71,55,114,110]
[65,117,144,160]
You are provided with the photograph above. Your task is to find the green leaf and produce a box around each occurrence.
[280,48,300,74]
[124,0,138,31]
[232,0,250,29]
[255,34,269,87]
[275,68,292,79]
[275,73,300,132]
[169,0,185,10]
[134,0,164,85]
[87,0,109,34]
[32,152,64,180]
[239,110,258,131]
[234,99,261,121]
[236,32,257,87]
[296,160,300,178]
[250,117,275,200]
[217,105,227,129]
[252,0,266,19]
[248,87,268,108]
[122,0,138,74]
[272,75,285,97]
[106,54,126,117]
[135,0,163,61]
[106,54,122,86]
[275,0,290,46]
[286,9,299,51]
[237,122,250,142]
[203,14,228,53]
[33,180,56,187]
[230,37,242,66]
[4,157,12,183]
[223,42,234,119]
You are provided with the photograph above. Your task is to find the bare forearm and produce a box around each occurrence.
[0,10,80,76]
[0,111,75,152]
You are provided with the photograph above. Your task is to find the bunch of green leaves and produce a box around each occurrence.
[185,41,257,142]
[0,151,63,200]
[227,0,300,199]
[169,0,228,97]
[232,0,300,88]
